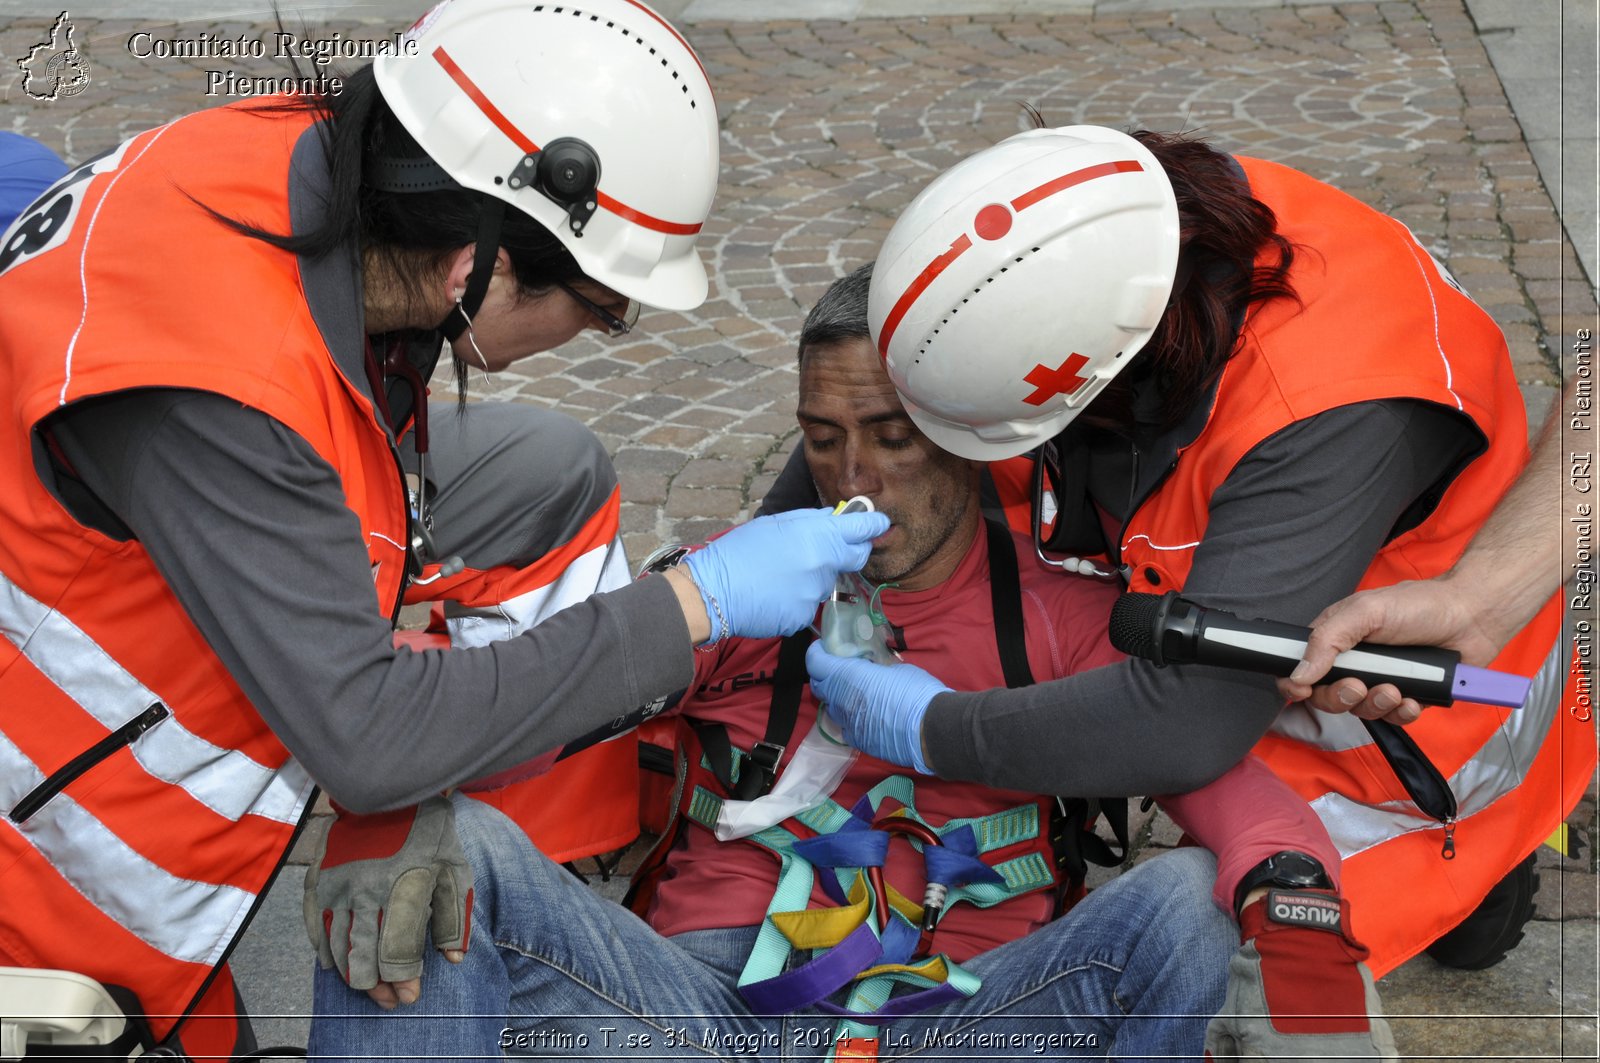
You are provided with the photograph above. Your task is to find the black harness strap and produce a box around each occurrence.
[983,518,1033,690]
[985,520,1130,899]
[690,628,812,801]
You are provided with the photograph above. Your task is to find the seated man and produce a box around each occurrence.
[309,266,1392,1061]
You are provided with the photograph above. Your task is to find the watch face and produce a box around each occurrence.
[1267,852,1331,885]
[1236,850,1333,912]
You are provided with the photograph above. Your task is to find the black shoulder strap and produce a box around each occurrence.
[985,519,1131,901]
[689,629,812,801]
[984,518,1034,689]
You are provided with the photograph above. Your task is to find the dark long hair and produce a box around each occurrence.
[214,64,583,393]
[1132,132,1292,429]
[1083,129,1297,433]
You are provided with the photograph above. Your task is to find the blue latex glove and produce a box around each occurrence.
[684,508,889,640]
[807,641,950,774]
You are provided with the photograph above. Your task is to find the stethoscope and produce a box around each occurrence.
[1028,445,1121,581]
[369,340,464,588]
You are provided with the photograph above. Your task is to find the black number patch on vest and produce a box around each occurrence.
[0,142,126,277]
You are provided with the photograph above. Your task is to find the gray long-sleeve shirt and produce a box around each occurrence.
[49,389,694,813]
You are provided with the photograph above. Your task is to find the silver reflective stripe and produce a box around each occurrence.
[1451,638,1565,814]
[1,731,255,966]
[1269,702,1376,753]
[1311,793,1438,860]
[0,570,312,824]
[447,536,630,647]
[1311,638,1566,860]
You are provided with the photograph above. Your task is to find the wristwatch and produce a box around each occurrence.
[1233,849,1333,914]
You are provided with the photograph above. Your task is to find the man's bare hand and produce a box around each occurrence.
[361,957,460,1010]
[1278,577,1506,724]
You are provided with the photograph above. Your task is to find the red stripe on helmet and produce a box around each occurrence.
[1011,159,1143,212]
[433,46,537,153]
[596,191,703,235]
[432,46,703,236]
[877,159,1145,359]
[876,234,973,360]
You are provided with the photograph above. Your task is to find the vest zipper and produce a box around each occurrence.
[9,702,170,823]
[1115,443,1181,575]
[386,439,414,628]
[1361,718,1460,857]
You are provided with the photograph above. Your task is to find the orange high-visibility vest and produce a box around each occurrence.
[1115,156,1592,975]
[0,100,633,1041]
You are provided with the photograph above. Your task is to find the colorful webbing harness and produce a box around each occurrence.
[683,768,1055,1057]
[638,523,1129,1059]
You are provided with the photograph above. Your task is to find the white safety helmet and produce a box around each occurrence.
[375,0,720,310]
[869,126,1180,460]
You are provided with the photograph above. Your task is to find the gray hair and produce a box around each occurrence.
[797,262,873,366]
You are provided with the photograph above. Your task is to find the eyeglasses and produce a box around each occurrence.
[555,281,640,337]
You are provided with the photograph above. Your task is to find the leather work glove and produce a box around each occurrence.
[1206,889,1398,1061]
[684,507,889,640]
[302,796,475,995]
[807,641,950,774]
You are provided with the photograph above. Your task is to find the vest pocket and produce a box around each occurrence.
[9,702,170,823]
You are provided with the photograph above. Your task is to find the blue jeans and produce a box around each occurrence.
[310,795,1234,1061]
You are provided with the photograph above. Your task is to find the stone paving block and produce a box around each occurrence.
[676,457,749,489]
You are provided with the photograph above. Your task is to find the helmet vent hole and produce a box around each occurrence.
[914,244,1044,360]
[528,6,703,115]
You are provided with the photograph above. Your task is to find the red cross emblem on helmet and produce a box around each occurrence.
[1021,353,1091,406]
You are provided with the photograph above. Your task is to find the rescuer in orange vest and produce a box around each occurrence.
[0,1,886,1056]
[1285,374,1579,721]
[795,124,1594,980]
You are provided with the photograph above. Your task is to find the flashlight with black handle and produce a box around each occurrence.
[1108,591,1531,708]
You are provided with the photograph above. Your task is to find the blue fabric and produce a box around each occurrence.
[816,980,966,1021]
[0,133,66,230]
[923,843,1003,889]
[793,829,889,872]
[310,794,1236,1060]
[873,916,920,967]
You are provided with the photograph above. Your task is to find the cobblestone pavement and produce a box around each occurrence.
[3,1,1596,1059]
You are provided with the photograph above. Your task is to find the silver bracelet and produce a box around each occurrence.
[692,576,730,652]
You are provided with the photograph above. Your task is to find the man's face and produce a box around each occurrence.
[797,337,980,591]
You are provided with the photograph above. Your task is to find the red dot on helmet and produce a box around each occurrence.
[974,204,1012,241]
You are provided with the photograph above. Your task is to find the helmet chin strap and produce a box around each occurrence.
[437,197,506,341]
